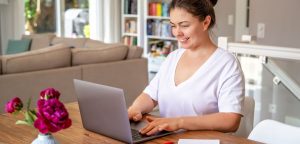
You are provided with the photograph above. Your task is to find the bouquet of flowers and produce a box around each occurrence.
[5,88,72,134]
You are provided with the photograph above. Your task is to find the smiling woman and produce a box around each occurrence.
[128,0,245,136]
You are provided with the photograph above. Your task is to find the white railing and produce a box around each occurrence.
[227,43,300,61]
[218,37,300,100]
[264,59,300,100]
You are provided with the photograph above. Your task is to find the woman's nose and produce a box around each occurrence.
[172,27,183,37]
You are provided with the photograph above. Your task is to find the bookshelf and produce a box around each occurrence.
[121,0,143,46]
[144,0,178,73]
[121,0,178,73]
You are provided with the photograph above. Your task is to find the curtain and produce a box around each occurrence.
[89,0,121,43]
[0,0,25,54]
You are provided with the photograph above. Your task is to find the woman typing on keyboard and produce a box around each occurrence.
[128,0,245,136]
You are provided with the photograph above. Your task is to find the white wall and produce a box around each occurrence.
[250,0,300,48]
[213,0,236,42]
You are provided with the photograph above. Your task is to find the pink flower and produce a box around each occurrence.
[5,97,23,113]
[34,99,72,134]
[5,88,71,134]
[40,88,60,100]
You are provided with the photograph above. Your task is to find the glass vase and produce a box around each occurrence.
[31,133,59,144]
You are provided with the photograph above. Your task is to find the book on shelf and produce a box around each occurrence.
[124,0,137,14]
[162,2,169,17]
[124,20,137,33]
[148,2,169,16]
[156,3,162,16]
[124,0,129,14]
[148,2,156,16]
[130,0,137,14]
[161,20,172,37]
[147,19,173,38]
[123,36,137,46]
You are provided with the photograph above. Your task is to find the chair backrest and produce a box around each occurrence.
[235,96,255,137]
[248,119,300,144]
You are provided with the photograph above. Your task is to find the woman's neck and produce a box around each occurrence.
[186,37,217,58]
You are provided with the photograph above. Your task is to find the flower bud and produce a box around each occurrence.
[40,88,60,100]
[5,97,23,113]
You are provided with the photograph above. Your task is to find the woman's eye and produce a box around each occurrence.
[181,25,189,28]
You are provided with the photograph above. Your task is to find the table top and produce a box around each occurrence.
[0,102,260,144]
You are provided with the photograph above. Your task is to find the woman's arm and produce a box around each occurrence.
[128,93,157,121]
[179,112,241,132]
[140,112,241,135]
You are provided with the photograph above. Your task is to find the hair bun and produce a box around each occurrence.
[210,0,218,6]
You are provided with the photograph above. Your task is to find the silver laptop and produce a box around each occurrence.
[73,79,172,144]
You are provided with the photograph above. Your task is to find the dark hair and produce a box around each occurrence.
[169,0,218,29]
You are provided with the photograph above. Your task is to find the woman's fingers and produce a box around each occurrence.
[140,123,154,134]
[133,113,142,121]
[140,118,168,135]
[158,123,168,131]
[146,116,156,122]
[128,108,142,121]
[146,125,160,135]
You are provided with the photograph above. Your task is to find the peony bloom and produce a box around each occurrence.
[34,99,72,134]
[5,97,23,113]
[5,88,71,134]
[40,88,60,100]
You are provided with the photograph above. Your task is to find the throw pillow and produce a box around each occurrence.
[1,44,71,74]
[71,43,128,66]
[84,39,108,48]
[51,37,87,48]
[6,39,31,55]
[22,33,55,50]
[126,46,143,59]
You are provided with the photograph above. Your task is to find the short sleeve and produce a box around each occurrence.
[143,70,161,101]
[218,58,245,115]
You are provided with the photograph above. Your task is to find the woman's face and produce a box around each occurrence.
[170,8,210,50]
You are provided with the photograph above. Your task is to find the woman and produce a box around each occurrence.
[128,0,244,135]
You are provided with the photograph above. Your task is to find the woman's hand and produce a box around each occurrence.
[140,116,182,135]
[128,106,143,121]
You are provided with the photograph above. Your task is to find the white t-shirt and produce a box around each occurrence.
[144,48,245,118]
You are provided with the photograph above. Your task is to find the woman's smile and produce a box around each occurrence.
[179,37,190,43]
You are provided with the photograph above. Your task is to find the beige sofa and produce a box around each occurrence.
[0,34,148,113]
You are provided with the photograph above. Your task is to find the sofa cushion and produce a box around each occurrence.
[71,43,129,66]
[6,39,31,54]
[1,44,71,74]
[22,33,55,50]
[0,56,2,75]
[126,46,143,59]
[84,39,108,48]
[52,37,87,48]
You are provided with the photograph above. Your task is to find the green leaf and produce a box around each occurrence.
[26,97,32,110]
[16,120,31,126]
[29,110,37,121]
[25,111,34,125]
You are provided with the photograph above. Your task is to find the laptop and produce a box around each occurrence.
[73,79,172,144]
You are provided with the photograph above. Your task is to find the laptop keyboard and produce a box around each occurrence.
[131,129,148,140]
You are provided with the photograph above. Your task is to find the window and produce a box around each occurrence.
[64,0,89,38]
[24,0,89,38]
[25,0,56,34]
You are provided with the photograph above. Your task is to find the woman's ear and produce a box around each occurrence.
[203,15,211,31]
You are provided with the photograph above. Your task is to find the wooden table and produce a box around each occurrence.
[0,102,260,144]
